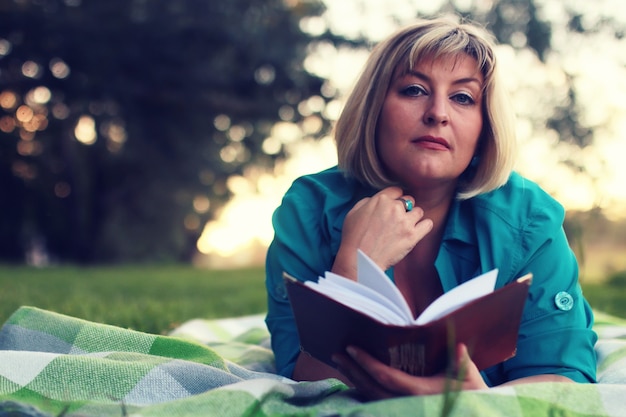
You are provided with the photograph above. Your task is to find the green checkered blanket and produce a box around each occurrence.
[1,306,625,417]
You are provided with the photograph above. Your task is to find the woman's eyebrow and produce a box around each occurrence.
[405,70,483,87]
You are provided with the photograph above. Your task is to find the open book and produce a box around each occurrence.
[285,250,532,376]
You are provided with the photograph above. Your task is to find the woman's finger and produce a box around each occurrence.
[332,351,395,400]
[344,346,444,397]
[455,344,488,390]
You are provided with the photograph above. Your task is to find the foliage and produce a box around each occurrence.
[581,283,626,320]
[607,270,626,288]
[0,264,266,334]
[2,0,623,264]
[0,0,335,263]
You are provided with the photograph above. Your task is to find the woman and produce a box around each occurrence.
[265,17,597,399]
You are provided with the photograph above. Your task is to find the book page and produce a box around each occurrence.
[305,277,406,324]
[324,272,408,323]
[414,269,498,325]
[356,250,414,322]
[298,251,499,327]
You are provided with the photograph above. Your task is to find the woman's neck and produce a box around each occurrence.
[405,182,457,227]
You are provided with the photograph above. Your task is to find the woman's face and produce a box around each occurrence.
[376,53,484,192]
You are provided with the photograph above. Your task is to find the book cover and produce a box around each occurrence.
[285,251,532,376]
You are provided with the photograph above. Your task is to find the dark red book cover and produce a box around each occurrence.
[285,273,531,376]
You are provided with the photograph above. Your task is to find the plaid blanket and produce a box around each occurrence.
[0,306,625,417]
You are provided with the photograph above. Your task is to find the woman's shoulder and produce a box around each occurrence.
[274,166,365,231]
[283,166,366,206]
[271,166,364,271]
[288,166,352,190]
[469,172,565,228]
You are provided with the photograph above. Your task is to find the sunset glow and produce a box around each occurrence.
[195,0,626,267]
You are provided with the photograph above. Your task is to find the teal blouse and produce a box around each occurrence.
[265,166,597,385]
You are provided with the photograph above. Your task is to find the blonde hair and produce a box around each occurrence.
[335,16,516,199]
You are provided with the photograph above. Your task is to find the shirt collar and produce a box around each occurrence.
[442,198,476,245]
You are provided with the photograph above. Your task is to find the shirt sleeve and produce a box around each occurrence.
[483,195,598,385]
[264,176,340,377]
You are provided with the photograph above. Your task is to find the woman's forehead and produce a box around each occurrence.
[395,52,483,79]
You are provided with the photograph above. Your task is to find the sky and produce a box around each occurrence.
[195,0,626,267]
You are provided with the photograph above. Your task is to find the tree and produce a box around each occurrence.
[0,0,334,263]
[3,0,622,264]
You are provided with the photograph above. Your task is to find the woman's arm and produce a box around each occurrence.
[489,197,597,384]
[293,352,352,385]
[266,177,432,379]
[499,374,573,385]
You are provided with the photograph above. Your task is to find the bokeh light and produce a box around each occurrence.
[74,115,97,145]
[49,58,71,79]
[21,61,42,79]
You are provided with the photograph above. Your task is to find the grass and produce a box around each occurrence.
[1,264,625,336]
[0,264,267,334]
[581,270,626,319]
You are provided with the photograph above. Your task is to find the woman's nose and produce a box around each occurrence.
[422,96,449,125]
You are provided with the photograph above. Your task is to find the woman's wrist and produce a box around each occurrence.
[331,244,359,280]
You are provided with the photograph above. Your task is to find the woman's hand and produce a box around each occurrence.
[331,186,433,280]
[332,343,488,400]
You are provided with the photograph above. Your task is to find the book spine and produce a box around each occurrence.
[389,343,426,376]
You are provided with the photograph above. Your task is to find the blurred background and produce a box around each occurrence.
[1,0,625,282]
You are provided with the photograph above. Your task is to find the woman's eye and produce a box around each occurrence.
[401,85,426,97]
[452,93,475,105]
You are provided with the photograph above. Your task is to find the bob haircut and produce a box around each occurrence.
[335,17,517,199]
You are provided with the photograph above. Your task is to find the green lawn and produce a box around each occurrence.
[1,264,624,335]
[1,264,267,334]
[582,270,626,320]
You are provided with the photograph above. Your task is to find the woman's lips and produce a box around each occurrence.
[412,135,450,150]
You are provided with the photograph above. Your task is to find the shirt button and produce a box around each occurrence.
[554,291,574,311]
